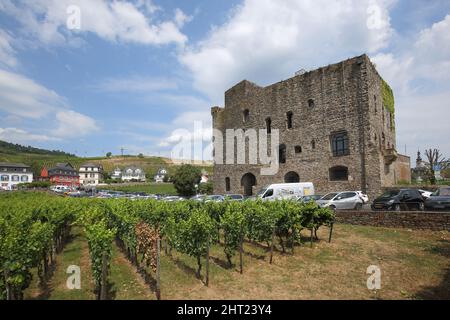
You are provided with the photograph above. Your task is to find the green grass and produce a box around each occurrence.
[98,183,177,195]
[23,224,450,300]
[108,244,155,300]
[23,226,97,300]
[24,227,155,300]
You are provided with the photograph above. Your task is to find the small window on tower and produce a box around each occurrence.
[266,118,272,134]
[279,144,287,164]
[286,111,293,129]
[308,99,315,108]
[243,109,250,123]
[295,146,302,154]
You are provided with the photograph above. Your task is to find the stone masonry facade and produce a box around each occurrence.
[211,54,411,200]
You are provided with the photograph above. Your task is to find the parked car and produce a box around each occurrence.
[67,190,87,198]
[356,191,369,204]
[298,195,323,203]
[418,189,433,199]
[256,183,315,201]
[224,194,245,202]
[191,195,207,202]
[371,189,425,211]
[50,185,71,194]
[424,187,450,211]
[163,196,183,202]
[316,191,364,210]
[205,195,225,203]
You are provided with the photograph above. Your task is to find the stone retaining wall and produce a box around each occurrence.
[335,210,450,231]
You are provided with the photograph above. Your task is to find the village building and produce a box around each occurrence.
[0,162,34,190]
[110,167,122,180]
[154,168,167,183]
[79,163,103,186]
[48,163,79,186]
[122,166,146,182]
[211,54,411,200]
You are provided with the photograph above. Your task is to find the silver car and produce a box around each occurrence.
[316,191,364,210]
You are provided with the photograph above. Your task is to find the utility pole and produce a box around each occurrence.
[120,147,125,157]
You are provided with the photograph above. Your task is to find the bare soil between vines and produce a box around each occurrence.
[26,224,450,300]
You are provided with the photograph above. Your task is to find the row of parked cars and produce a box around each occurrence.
[305,187,450,211]
[50,184,450,211]
[372,187,450,211]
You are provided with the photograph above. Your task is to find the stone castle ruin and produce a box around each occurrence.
[211,54,411,200]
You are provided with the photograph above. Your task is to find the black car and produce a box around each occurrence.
[425,187,450,211]
[371,189,424,211]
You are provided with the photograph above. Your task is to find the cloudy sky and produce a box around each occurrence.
[0,0,449,162]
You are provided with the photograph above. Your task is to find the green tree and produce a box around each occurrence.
[106,152,112,158]
[198,182,213,195]
[425,149,449,185]
[138,153,144,158]
[172,164,201,196]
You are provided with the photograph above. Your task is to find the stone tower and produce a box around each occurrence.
[211,54,410,200]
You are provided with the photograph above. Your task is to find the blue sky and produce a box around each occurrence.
[0,0,449,162]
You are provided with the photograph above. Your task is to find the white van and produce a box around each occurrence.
[256,183,315,201]
[50,185,71,193]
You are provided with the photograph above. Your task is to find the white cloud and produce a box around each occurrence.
[180,0,394,104]
[371,13,450,157]
[414,14,450,81]
[0,69,99,141]
[373,14,450,92]
[52,110,99,138]
[395,92,450,156]
[0,127,60,143]
[158,110,213,162]
[0,0,189,47]
[0,29,18,68]
[0,69,67,118]
[371,53,414,95]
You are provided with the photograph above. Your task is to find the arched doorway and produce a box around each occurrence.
[241,173,257,196]
[284,171,300,183]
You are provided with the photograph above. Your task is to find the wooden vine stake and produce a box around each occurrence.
[100,252,108,300]
[328,222,334,243]
[156,239,161,300]
[310,228,314,248]
[4,269,11,300]
[205,239,210,286]
[239,227,244,274]
[269,226,276,264]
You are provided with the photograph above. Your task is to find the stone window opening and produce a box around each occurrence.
[265,117,272,134]
[374,95,377,114]
[295,146,302,154]
[331,131,349,156]
[308,99,315,108]
[329,166,349,181]
[243,109,250,123]
[311,140,316,150]
[225,177,231,192]
[284,171,300,183]
[286,111,293,129]
[279,144,287,164]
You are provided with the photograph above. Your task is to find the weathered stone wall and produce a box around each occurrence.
[211,54,410,200]
[335,210,450,231]
[394,154,412,183]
